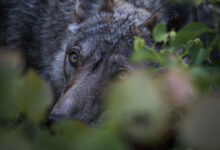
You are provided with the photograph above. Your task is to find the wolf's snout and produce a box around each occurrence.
[49,94,100,124]
[49,90,77,122]
[48,114,65,123]
[49,70,104,124]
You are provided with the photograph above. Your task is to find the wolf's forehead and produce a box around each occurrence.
[68,1,151,39]
[79,35,132,59]
[113,0,151,25]
[69,15,150,50]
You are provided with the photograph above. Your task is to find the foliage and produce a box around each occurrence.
[0,1,220,150]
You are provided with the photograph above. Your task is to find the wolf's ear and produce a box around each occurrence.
[74,0,98,23]
[143,6,165,32]
[99,0,115,12]
[143,3,192,32]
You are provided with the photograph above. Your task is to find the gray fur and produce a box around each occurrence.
[0,0,191,124]
[125,0,164,12]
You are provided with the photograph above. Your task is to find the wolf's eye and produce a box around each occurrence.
[69,52,79,65]
[118,71,129,80]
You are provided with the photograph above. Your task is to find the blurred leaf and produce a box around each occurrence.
[153,23,168,43]
[181,95,220,150]
[38,121,128,150]
[160,68,196,107]
[186,39,207,66]
[130,48,149,63]
[195,0,203,7]
[0,131,33,150]
[134,36,146,51]
[17,70,52,123]
[190,67,220,92]
[74,130,128,150]
[0,61,20,120]
[131,41,165,65]
[37,121,90,150]
[169,30,177,41]
[52,120,90,137]
[195,48,207,65]
[106,72,169,142]
[170,23,211,51]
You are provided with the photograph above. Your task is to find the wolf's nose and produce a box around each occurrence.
[47,114,64,124]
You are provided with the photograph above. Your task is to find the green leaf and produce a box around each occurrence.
[195,0,203,7]
[0,131,33,150]
[17,70,52,123]
[0,65,20,120]
[134,36,145,51]
[195,48,208,66]
[74,130,127,150]
[170,22,211,51]
[0,53,24,120]
[106,72,169,142]
[186,39,205,66]
[153,23,168,43]
[169,30,177,41]
[130,50,149,63]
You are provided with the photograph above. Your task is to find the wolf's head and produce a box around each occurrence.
[48,0,188,124]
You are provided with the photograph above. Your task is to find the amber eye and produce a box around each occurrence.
[118,71,129,80]
[69,52,79,65]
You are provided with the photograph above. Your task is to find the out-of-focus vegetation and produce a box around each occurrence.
[0,1,220,150]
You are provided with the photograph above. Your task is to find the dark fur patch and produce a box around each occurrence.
[74,0,96,22]
[99,0,115,13]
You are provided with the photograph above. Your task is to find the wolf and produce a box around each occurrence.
[0,0,192,124]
